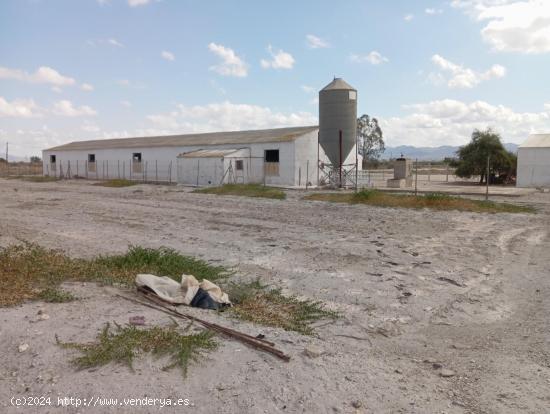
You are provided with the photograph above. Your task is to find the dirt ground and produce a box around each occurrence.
[1,178,549,414]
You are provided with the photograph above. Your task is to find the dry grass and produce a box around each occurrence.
[56,322,217,378]
[4,175,58,182]
[304,190,535,214]
[93,179,139,188]
[194,184,286,200]
[226,280,339,335]
[0,243,231,307]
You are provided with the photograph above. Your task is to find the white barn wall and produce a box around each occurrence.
[517,148,550,187]
[43,140,299,185]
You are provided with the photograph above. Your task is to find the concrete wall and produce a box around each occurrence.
[517,147,550,187]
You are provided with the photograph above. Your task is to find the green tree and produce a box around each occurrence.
[357,114,384,169]
[30,156,41,163]
[455,129,515,184]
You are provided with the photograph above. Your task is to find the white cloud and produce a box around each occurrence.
[161,50,175,61]
[0,97,42,118]
[380,98,550,146]
[146,101,316,132]
[208,43,248,77]
[301,85,315,93]
[51,86,63,94]
[81,121,101,133]
[52,100,97,117]
[349,51,389,65]
[128,0,151,6]
[404,14,414,21]
[120,100,132,107]
[81,83,94,91]
[108,38,124,47]
[425,8,443,15]
[430,54,506,88]
[306,34,330,49]
[452,0,550,53]
[260,45,295,70]
[0,66,76,86]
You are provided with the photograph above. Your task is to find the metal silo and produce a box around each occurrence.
[319,78,357,170]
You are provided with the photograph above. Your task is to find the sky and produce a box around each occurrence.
[1,0,550,157]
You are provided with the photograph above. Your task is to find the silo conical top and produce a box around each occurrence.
[321,78,356,91]
[319,78,357,167]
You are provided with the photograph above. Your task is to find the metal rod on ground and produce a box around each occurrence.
[115,291,290,362]
[486,154,490,201]
[415,158,418,196]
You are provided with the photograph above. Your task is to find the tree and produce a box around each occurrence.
[356,114,385,169]
[455,129,516,184]
[30,156,41,163]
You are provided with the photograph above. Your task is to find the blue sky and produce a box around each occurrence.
[1,0,550,156]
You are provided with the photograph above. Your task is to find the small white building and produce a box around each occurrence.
[517,133,550,188]
[42,126,360,187]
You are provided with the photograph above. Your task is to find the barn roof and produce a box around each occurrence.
[44,126,319,152]
[519,134,550,148]
[178,149,241,158]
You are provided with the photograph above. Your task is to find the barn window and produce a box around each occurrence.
[132,152,142,174]
[235,160,243,171]
[265,150,279,163]
[264,150,279,176]
[88,154,95,163]
[50,155,56,163]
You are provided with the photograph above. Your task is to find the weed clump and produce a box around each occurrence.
[56,323,217,377]
[226,280,339,335]
[194,184,286,200]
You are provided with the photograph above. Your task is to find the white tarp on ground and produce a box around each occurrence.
[135,273,231,306]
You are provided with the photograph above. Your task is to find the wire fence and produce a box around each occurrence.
[0,162,43,177]
[357,167,480,189]
[44,159,176,183]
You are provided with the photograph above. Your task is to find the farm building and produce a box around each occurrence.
[517,133,550,188]
[42,78,361,187]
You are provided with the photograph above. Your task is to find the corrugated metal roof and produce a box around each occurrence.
[519,133,550,148]
[321,78,356,91]
[178,149,239,158]
[44,125,319,152]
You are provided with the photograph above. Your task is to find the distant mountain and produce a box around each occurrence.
[382,143,519,161]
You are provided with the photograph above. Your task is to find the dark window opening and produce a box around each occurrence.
[133,153,142,162]
[265,150,279,163]
[88,154,95,163]
[50,155,56,163]
[235,160,244,171]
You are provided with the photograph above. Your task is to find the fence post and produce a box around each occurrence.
[306,160,309,190]
[428,162,431,182]
[298,167,301,187]
[85,161,88,179]
[118,160,120,179]
[415,158,418,196]
[76,160,79,177]
[446,165,449,182]
[155,160,158,182]
[485,155,490,201]
[168,161,172,184]
[130,159,132,181]
[196,159,200,186]
[145,161,148,182]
